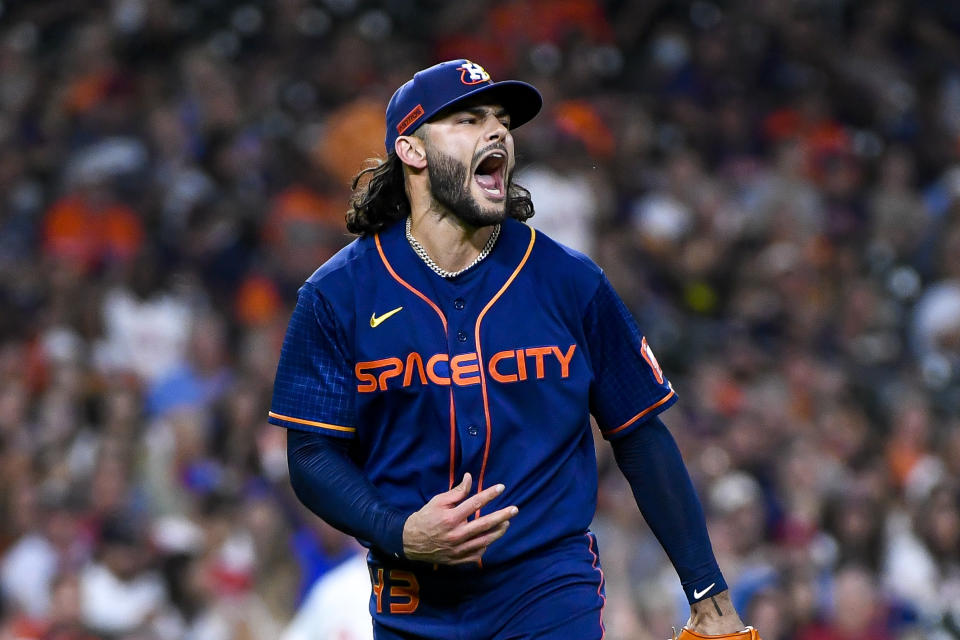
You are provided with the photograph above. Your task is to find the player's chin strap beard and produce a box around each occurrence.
[405,216,501,279]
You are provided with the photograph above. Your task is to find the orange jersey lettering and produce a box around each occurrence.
[355,344,577,392]
[451,353,481,386]
[403,351,428,387]
[489,350,518,383]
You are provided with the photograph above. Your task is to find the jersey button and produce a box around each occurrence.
[454,298,465,310]
[457,330,467,342]
[467,425,479,436]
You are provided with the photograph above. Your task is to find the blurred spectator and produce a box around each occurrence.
[262,184,350,292]
[868,147,928,260]
[93,250,193,384]
[41,176,144,277]
[146,313,232,418]
[884,483,960,626]
[820,490,886,573]
[79,515,167,637]
[795,565,895,640]
[280,548,373,640]
[520,118,608,256]
[0,491,87,620]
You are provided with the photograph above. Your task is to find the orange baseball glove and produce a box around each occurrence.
[671,627,762,640]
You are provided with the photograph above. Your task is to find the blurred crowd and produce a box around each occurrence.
[1,0,960,639]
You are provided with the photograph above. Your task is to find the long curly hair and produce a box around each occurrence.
[345,154,535,236]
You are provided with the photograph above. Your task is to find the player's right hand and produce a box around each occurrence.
[401,473,518,565]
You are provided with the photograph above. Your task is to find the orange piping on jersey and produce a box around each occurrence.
[601,388,676,437]
[375,233,448,333]
[474,226,536,516]
[448,391,456,489]
[376,232,457,492]
[268,411,357,433]
[586,533,607,639]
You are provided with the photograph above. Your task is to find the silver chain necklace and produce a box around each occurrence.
[405,216,500,279]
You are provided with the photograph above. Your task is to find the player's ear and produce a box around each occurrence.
[395,135,427,170]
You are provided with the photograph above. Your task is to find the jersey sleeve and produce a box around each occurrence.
[584,275,677,440]
[268,282,357,438]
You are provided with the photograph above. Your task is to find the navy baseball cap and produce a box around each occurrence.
[384,59,542,153]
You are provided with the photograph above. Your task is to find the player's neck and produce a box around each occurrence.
[407,207,496,274]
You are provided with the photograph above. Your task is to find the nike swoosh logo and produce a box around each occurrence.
[693,583,716,600]
[370,306,403,328]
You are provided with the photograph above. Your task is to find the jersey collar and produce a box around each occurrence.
[376,217,533,292]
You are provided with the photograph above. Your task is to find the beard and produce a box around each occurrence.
[425,146,510,228]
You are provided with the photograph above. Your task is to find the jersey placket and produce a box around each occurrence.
[434,278,489,492]
[432,224,536,515]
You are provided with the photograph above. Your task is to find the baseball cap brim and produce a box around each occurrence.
[422,80,542,133]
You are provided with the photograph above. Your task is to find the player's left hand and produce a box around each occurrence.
[682,590,750,636]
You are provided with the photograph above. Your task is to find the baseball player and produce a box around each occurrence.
[269,59,762,640]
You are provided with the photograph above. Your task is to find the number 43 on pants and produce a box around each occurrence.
[371,568,420,614]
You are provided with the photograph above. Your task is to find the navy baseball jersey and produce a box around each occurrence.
[269,217,676,567]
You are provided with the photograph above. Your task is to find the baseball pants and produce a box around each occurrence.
[367,532,606,640]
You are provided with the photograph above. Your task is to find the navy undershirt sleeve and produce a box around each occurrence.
[287,428,408,558]
[610,415,727,605]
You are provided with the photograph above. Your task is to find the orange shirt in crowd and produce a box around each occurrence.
[262,185,342,248]
[42,194,144,272]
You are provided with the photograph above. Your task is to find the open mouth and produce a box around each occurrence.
[473,150,507,200]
